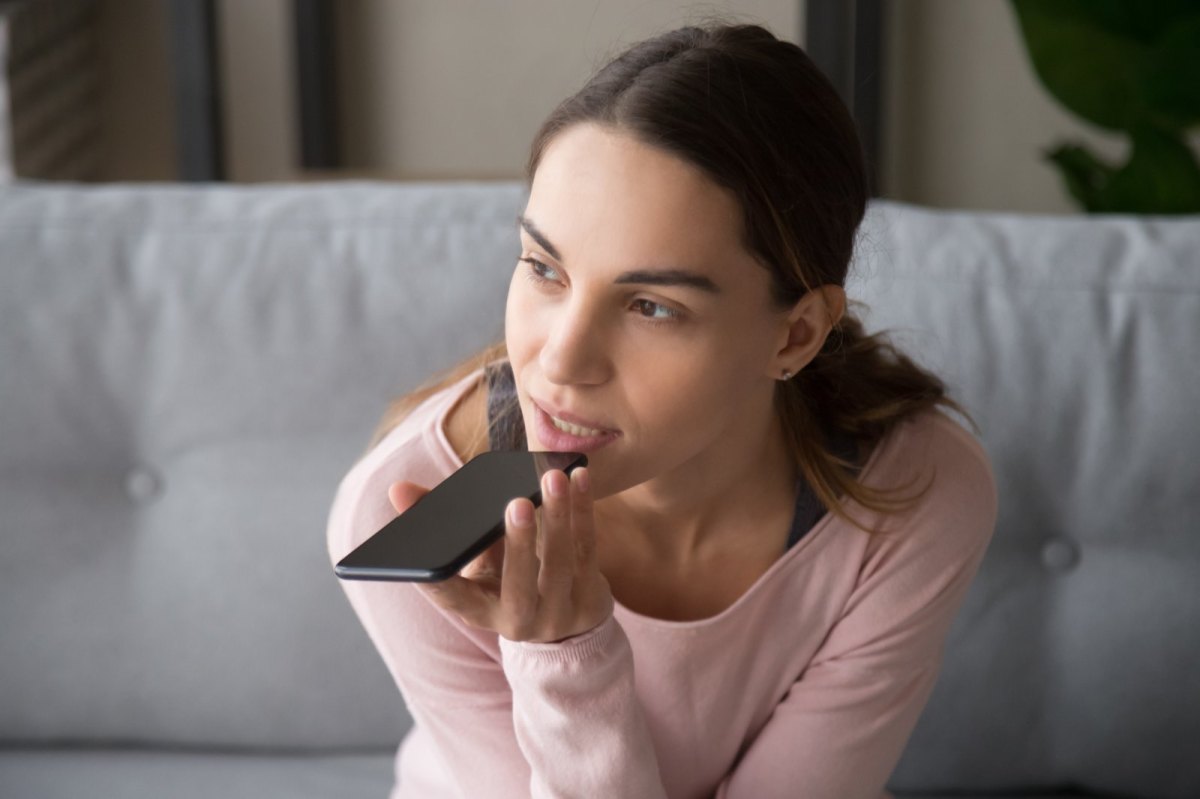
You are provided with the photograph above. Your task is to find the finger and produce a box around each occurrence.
[537,470,575,604]
[387,480,429,514]
[570,467,597,570]
[500,497,540,638]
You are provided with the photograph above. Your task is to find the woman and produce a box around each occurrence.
[327,20,997,799]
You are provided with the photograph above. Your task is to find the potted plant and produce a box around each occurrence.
[1011,0,1200,213]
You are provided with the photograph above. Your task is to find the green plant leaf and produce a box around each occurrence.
[1099,124,1200,213]
[1045,143,1118,212]
[1142,13,1200,129]
[1011,0,1148,131]
[1084,0,1199,43]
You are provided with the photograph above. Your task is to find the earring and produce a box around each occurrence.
[780,369,793,381]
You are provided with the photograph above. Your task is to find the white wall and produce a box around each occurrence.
[92,0,1197,214]
[0,14,11,182]
[217,0,295,182]
[330,1,800,179]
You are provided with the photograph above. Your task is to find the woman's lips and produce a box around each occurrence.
[531,400,621,454]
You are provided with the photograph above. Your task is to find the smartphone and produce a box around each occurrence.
[334,450,588,582]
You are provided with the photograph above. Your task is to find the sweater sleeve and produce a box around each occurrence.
[713,419,999,799]
[338,568,533,796]
[328,436,668,798]
[498,615,668,799]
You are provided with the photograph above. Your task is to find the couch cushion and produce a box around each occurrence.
[847,202,1200,799]
[0,182,526,750]
[0,749,393,799]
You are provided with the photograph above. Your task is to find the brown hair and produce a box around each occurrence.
[367,19,970,528]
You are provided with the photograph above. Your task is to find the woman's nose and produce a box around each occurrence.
[539,301,609,386]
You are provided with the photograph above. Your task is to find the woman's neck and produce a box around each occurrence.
[593,410,799,566]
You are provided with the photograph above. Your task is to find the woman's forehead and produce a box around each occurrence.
[526,125,750,267]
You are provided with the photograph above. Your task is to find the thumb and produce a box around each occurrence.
[388,480,430,514]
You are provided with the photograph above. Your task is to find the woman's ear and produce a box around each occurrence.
[771,285,846,378]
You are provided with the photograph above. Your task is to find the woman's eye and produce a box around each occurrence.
[631,299,682,323]
[520,257,681,325]
[519,257,561,284]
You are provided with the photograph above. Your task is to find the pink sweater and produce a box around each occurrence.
[326,368,998,799]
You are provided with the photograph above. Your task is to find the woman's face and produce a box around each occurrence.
[506,123,791,499]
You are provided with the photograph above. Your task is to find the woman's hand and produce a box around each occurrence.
[387,467,614,644]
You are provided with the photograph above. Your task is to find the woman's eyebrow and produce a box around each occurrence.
[613,269,720,293]
[518,213,562,260]
[517,212,722,294]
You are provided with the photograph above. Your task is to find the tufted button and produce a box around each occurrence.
[125,466,163,504]
[1041,536,1080,572]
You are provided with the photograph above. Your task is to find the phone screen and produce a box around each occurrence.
[334,450,587,582]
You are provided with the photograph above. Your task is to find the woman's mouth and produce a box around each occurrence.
[549,414,606,437]
[531,401,621,454]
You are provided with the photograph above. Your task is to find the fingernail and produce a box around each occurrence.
[572,467,589,493]
[545,470,566,497]
[509,499,533,527]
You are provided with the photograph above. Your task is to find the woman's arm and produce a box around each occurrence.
[328,451,529,795]
[328,450,670,798]
[338,570,534,794]
[499,614,667,798]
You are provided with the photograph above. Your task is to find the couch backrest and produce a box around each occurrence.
[1,184,1197,797]
[0,182,524,751]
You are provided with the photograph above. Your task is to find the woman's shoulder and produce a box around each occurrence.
[907,409,993,480]
[858,408,998,551]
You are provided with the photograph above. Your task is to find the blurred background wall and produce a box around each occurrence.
[7,0,1196,213]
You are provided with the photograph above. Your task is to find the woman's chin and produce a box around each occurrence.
[583,458,651,502]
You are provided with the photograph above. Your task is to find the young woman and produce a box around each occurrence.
[327,20,997,799]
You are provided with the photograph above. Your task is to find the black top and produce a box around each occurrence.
[483,361,862,551]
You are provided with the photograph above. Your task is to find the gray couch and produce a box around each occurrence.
[1,181,1196,799]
